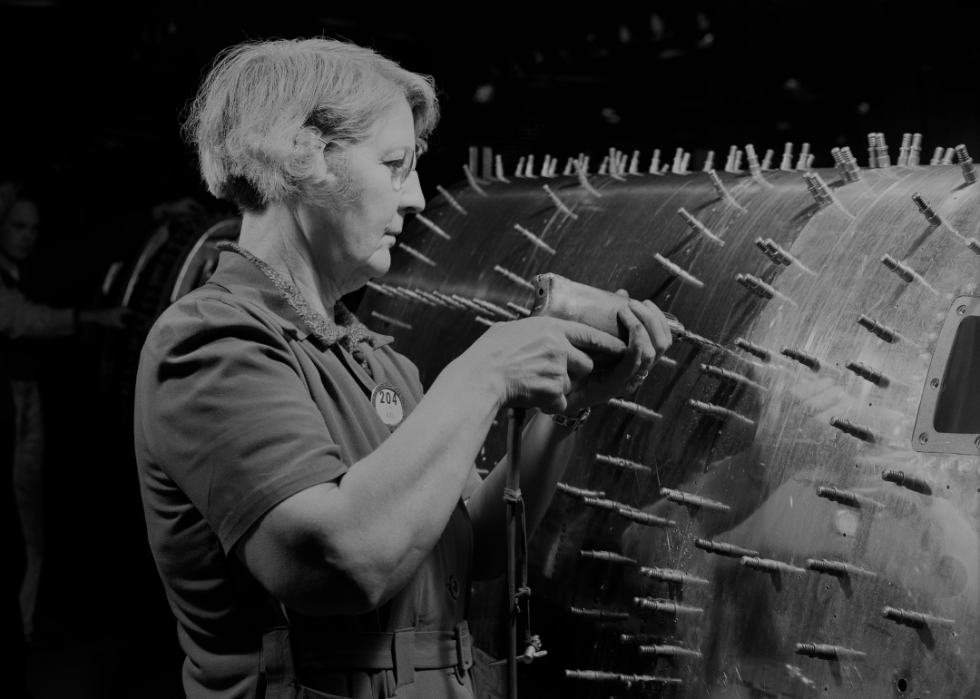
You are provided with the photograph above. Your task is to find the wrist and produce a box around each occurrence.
[443,354,505,415]
[551,407,591,432]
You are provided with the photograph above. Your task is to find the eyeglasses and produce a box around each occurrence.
[389,148,417,191]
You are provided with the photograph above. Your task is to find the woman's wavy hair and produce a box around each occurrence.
[183,38,439,211]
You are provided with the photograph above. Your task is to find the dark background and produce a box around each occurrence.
[2,0,978,696]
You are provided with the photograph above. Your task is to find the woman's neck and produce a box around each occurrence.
[238,204,342,320]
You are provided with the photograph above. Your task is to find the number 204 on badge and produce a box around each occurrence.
[370,383,405,430]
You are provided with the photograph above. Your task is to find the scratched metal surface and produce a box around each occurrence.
[359,165,980,699]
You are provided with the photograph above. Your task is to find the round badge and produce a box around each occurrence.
[370,382,405,430]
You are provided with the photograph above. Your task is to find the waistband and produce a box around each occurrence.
[295,620,473,688]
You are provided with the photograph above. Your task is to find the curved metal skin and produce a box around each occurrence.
[359,161,980,698]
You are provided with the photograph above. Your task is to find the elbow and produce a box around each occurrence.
[292,542,405,616]
[269,564,392,618]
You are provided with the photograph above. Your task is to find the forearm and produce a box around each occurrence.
[320,357,501,605]
[466,411,577,579]
[0,289,75,339]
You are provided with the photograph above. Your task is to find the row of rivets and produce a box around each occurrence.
[581,496,627,513]
[678,207,725,246]
[607,397,663,422]
[883,606,955,628]
[461,164,487,195]
[780,346,819,370]
[654,253,704,288]
[734,337,771,361]
[844,360,884,385]
[633,597,704,616]
[580,550,637,565]
[595,453,652,473]
[617,507,676,528]
[568,608,630,622]
[699,363,767,391]
[507,301,531,317]
[795,142,812,171]
[805,558,877,578]
[565,669,681,685]
[856,314,897,343]
[555,482,605,499]
[881,469,931,494]
[796,643,866,661]
[413,213,451,240]
[829,417,875,442]
[575,160,602,197]
[803,171,832,206]
[638,644,703,659]
[542,184,578,219]
[911,193,942,226]
[370,311,412,330]
[492,265,534,291]
[740,556,806,575]
[640,567,710,586]
[706,170,746,211]
[397,242,437,266]
[816,486,884,510]
[619,633,662,644]
[779,142,794,171]
[688,399,755,426]
[695,538,759,558]
[660,487,731,513]
[957,144,978,184]
[513,223,556,254]
[434,186,467,215]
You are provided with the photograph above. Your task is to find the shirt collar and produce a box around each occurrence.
[205,244,394,351]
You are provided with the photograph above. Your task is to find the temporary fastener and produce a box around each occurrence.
[911,192,942,226]
[829,417,875,442]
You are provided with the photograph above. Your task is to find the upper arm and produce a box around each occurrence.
[136,297,349,593]
[233,481,379,615]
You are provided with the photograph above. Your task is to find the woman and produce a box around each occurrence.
[135,38,671,699]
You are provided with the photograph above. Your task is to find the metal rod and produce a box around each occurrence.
[505,407,525,699]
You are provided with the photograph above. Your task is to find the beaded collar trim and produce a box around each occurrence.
[216,241,380,353]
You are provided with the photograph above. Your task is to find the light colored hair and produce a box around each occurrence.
[184,38,439,211]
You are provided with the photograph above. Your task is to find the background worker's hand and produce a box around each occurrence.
[79,306,134,330]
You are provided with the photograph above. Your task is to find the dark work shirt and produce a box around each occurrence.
[134,251,480,698]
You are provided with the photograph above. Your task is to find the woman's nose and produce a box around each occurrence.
[399,170,425,215]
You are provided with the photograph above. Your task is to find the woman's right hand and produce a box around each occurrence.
[460,317,626,414]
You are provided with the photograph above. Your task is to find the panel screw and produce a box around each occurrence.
[957,305,967,315]
[931,378,940,389]
[918,433,929,444]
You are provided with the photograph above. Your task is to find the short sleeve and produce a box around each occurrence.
[135,294,348,553]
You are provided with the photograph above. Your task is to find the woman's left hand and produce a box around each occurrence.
[563,292,672,413]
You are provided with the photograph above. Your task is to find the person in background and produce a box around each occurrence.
[0,180,130,649]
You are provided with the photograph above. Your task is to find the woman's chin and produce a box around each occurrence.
[365,251,392,280]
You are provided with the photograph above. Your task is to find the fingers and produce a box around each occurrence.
[565,346,595,381]
[560,320,626,357]
[628,299,672,356]
[618,306,657,393]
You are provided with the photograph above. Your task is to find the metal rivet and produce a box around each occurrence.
[931,378,940,389]
[957,305,967,315]
[974,436,980,451]
[918,433,929,444]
